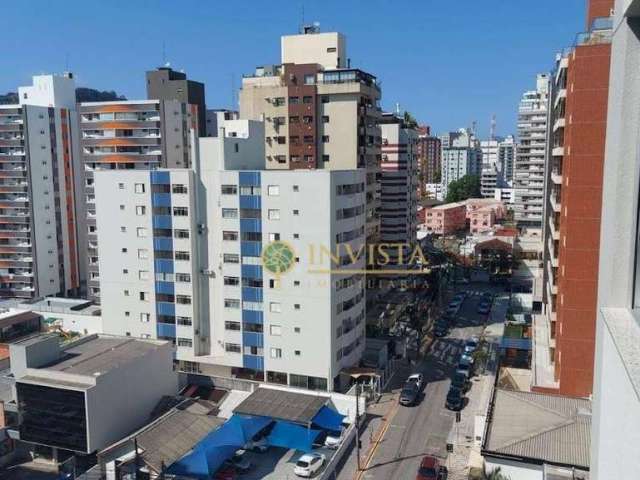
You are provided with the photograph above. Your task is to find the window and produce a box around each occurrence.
[270,325,282,336]
[289,115,299,124]
[224,276,240,286]
[139,270,150,280]
[177,316,192,326]
[122,248,128,253]
[321,95,330,103]
[293,233,299,239]
[267,185,280,196]
[303,135,314,144]
[174,229,189,239]
[225,298,241,309]
[176,295,191,305]
[293,210,299,216]
[269,302,281,313]
[293,185,299,192]
[120,205,125,211]
[176,273,191,283]
[223,231,239,241]
[323,155,330,162]
[268,233,280,242]
[177,338,193,348]
[174,251,190,261]
[135,205,146,216]
[289,96,300,104]
[140,313,150,322]
[294,327,301,333]
[223,253,240,263]
[270,348,282,359]
[172,184,188,194]
[295,350,301,356]
[225,321,241,331]
[322,135,330,143]
[303,116,313,124]
[173,207,188,216]
[222,208,238,219]
[240,185,261,196]
[304,74,315,85]
[276,136,286,144]
[120,226,127,233]
[137,227,147,238]
[268,209,280,220]
[118,183,125,189]
[138,249,149,259]
[322,116,330,123]
[273,97,286,106]
[221,185,237,195]
[303,96,313,104]
[123,269,129,274]
[134,183,145,193]
[225,343,241,353]
[294,280,300,286]
[294,304,301,310]
[123,289,130,296]
[139,291,149,301]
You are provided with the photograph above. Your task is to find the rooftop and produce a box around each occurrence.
[483,389,591,469]
[233,387,328,424]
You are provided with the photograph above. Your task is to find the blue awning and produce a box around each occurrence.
[311,405,346,432]
[167,414,272,478]
[266,420,322,453]
[501,337,532,350]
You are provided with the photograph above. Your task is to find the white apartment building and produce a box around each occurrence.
[379,113,418,263]
[96,119,366,392]
[514,74,550,230]
[591,1,640,477]
[205,109,239,137]
[0,74,83,300]
[441,129,481,198]
[80,99,199,302]
[480,136,516,198]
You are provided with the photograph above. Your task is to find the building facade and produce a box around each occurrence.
[416,127,441,192]
[146,67,206,137]
[0,74,83,300]
[239,28,382,246]
[80,99,198,302]
[535,8,612,397]
[379,114,418,264]
[441,129,481,199]
[514,74,550,231]
[421,202,467,235]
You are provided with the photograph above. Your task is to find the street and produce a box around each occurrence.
[345,279,505,480]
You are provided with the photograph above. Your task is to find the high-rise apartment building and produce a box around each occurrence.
[416,126,441,196]
[591,0,640,476]
[514,74,550,231]
[441,129,481,199]
[146,67,206,136]
[0,74,83,299]
[480,136,516,197]
[379,113,418,265]
[96,119,367,392]
[239,27,382,245]
[80,99,199,302]
[535,4,612,398]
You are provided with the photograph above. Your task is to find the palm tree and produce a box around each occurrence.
[482,466,511,480]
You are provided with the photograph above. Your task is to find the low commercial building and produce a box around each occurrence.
[420,202,467,235]
[10,333,177,458]
[482,389,590,480]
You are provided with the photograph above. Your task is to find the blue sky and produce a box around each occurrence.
[2,0,586,138]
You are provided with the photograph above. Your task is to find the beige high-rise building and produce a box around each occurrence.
[239,26,382,243]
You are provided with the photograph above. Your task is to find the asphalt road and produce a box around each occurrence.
[358,281,501,480]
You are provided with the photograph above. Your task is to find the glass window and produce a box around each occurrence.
[172,184,188,194]
[270,348,282,358]
[267,185,280,196]
[221,185,238,195]
[223,231,239,241]
[225,321,241,331]
[223,253,240,263]
[225,298,241,308]
[136,227,147,238]
[269,302,281,313]
[225,343,241,353]
[134,183,145,194]
[270,325,282,336]
[138,249,149,259]
[177,338,193,347]
[268,209,280,220]
[136,206,146,216]
[224,276,240,286]
[138,270,149,280]
[222,208,238,219]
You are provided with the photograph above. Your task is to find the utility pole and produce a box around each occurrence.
[355,383,361,471]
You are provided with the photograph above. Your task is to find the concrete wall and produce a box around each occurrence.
[484,457,541,480]
[281,32,346,69]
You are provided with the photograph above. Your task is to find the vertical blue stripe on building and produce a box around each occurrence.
[242,310,264,324]
[243,355,264,371]
[239,171,261,186]
[157,322,176,338]
[151,171,171,184]
[151,171,175,328]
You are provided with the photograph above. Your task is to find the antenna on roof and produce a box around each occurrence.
[162,41,166,66]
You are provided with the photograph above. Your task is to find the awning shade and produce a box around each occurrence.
[266,420,322,453]
[312,405,346,432]
[167,414,271,478]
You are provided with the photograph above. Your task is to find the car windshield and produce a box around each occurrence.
[296,460,309,468]
[419,467,437,476]
[401,388,414,397]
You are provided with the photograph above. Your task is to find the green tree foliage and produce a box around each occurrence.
[445,174,480,202]
[403,111,418,128]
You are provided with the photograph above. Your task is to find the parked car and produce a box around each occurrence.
[324,430,343,449]
[456,358,473,378]
[445,386,464,410]
[225,450,251,473]
[416,455,441,480]
[400,383,420,406]
[245,436,269,453]
[434,323,448,337]
[477,301,491,314]
[451,371,470,392]
[294,453,326,477]
[463,337,479,354]
[461,352,474,365]
[407,373,424,390]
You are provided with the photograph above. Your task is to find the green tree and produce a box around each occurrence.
[445,174,480,202]
[403,111,418,128]
[482,466,511,480]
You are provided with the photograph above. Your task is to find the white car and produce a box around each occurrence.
[294,453,326,477]
[407,373,424,390]
[324,432,342,449]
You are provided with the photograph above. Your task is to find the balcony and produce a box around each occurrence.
[550,193,561,213]
[553,117,566,132]
[551,170,562,185]
[548,215,560,241]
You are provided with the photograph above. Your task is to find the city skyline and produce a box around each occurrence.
[2,0,585,138]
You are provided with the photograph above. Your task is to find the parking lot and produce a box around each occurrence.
[232,445,337,480]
